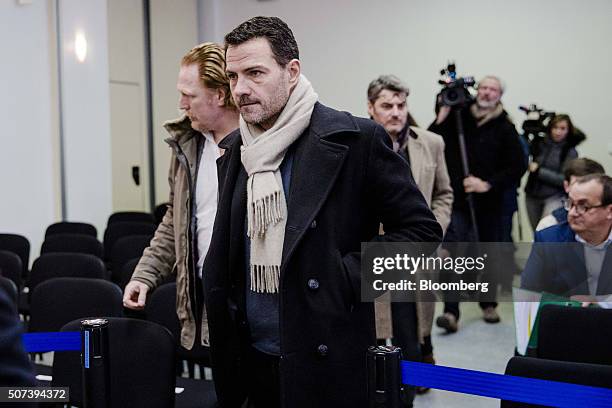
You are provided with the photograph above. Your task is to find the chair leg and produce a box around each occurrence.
[198,363,205,380]
[187,360,195,378]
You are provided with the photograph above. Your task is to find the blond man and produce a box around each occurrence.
[123,43,239,351]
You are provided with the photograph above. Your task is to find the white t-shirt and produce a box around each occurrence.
[195,132,221,278]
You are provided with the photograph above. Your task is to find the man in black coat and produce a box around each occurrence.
[203,16,442,408]
[429,76,526,330]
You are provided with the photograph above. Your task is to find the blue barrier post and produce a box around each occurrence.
[81,318,110,408]
[367,346,402,408]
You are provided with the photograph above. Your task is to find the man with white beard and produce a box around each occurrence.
[428,76,526,331]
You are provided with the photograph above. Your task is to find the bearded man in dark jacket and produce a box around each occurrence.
[203,16,442,408]
[428,75,527,331]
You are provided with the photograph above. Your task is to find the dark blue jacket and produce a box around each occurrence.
[0,287,36,386]
[521,222,612,296]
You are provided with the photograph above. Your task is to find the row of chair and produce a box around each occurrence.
[21,274,213,407]
[0,210,169,314]
[1,207,168,272]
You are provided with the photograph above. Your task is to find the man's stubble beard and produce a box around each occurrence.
[241,77,291,127]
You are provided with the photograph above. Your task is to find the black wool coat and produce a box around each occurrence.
[203,102,442,408]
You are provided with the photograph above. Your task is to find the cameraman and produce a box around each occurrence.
[428,75,526,330]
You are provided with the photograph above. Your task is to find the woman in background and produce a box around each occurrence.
[525,114,585,230]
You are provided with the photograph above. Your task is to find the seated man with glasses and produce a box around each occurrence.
[521,173,612,300]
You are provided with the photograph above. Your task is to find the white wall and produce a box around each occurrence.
[0,0,112,259]
[59,0,113,237]
[150,0,199,205]
[0,0,57,260]
[199,0,612,238]
[1,1,610,256]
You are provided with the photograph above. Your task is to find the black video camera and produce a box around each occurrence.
[519,104,555,139]
[438,63,475,108]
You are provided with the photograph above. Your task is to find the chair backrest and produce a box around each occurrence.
[0,250,23,289]
[537,304,612,365]
[29,277,123,333]
[53,317,176,408]
[0,233,30,279]
[41,234,103,259]
[146,283,181,343]
[28,253,107,293]
[116,258,139,291]
[107,211,155,226]
[108,235,152,278]
[45,222,97,239]
[103,222,156,260]
[501,356,612,407]
[154,203,169,225]
[0,276,18,305]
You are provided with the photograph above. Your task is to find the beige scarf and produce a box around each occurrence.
[470,102,504,127]
[240,75,318,293]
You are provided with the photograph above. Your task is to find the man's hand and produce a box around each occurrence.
[528,162,539,173]
[123,281,150,310]
[463,175,491,193]
[435,106,451,125]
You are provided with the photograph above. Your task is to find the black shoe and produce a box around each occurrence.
[435,313,458,333]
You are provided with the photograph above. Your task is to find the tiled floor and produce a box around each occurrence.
[414,300,516,408]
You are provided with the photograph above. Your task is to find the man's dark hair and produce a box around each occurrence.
[573,173,612,205]
[367,75,410,103]
[563,158,605,182]
[224,16,299,66]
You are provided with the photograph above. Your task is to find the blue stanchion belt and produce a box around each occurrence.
[402,360,612,407]
[22,331,81,353]
[21,333,612,407]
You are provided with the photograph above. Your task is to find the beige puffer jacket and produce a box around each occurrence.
[131,116,209,350]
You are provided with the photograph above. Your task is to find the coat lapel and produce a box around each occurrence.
[280,104,358,272]
[281,131,348,271]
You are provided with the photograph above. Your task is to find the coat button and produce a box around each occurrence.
[310,220,317,229]
[307,278,319,290]
[317,344,329,356]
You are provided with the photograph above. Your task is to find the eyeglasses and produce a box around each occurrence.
[562,198,606,215]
